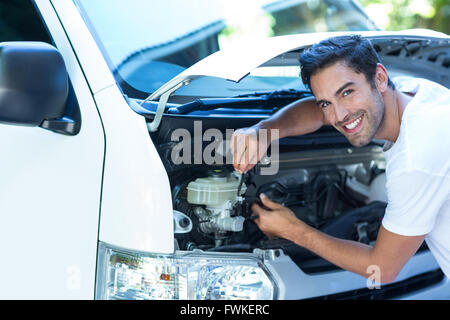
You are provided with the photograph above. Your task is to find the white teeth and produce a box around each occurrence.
[345,116,362,130]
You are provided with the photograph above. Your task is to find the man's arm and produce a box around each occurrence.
[258,96,329,139]
[252,194,426,283]
[231,96,329,173]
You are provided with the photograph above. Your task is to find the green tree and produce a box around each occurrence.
[360,0,449,34]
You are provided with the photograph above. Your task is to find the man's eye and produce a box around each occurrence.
[343,89,353,97]
[321,102,330,108]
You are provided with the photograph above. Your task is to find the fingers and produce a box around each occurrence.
[231,134,240,171]
[251,196,301,240]
[251,202,267,216]
[250,194,282,219]
[250,202,277,239]
[238,135,251,173]
[231,128,261,173]
[231,131,248,172]
[244,150,259,173]
[259,193,283,210]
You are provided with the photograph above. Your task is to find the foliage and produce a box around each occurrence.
[360,0,449,34]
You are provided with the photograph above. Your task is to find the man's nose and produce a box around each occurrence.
[333,103,351,125]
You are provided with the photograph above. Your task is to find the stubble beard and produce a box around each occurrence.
[347,90,385,147]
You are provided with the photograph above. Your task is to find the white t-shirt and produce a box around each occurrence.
[382,77,450,278]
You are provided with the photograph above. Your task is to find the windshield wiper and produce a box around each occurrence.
[234,89,311,99]
[167,89,312,115]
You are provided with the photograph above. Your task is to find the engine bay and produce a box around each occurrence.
[168,144,389,273]
[136,34,449,279]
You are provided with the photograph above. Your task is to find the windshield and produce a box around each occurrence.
[75,0,377,99]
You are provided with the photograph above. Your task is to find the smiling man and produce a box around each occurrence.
[231,35,450,283]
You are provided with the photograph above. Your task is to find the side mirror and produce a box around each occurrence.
[0,41,79,135]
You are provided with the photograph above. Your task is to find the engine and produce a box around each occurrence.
[186,169,246,241]
[170,145,388,271]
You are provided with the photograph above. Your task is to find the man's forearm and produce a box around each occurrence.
[285,222,396,283]
[255,96,325,140]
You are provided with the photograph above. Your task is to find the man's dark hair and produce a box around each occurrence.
[300,34,395,91]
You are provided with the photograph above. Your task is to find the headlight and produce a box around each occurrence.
[95,242,276,300]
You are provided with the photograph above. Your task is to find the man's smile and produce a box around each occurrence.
[341,113,364,134]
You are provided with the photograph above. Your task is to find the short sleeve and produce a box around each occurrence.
[382,170,450,236]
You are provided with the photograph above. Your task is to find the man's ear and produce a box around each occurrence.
[374,63,389,93]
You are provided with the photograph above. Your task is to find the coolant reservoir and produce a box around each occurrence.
[187,170,244,207]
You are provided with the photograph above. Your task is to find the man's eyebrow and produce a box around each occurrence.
[315,81,355,106]
[316,99,329,107]
[335,81,354,96]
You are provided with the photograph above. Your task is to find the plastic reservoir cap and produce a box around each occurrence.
[208,168,228,178]
[186,175,245,206]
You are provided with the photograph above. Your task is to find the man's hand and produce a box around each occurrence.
[229,97,325,173]
[252,195,426,284]
[230,126,271,173]
[251,193,310,240]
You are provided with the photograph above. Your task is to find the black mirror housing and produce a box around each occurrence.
[0,41,69,127]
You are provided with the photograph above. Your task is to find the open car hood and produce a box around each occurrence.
[148,29,448,101]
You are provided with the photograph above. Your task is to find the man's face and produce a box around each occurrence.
[310,61,385,147]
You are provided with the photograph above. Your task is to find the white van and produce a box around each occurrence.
[1,0,449,299]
